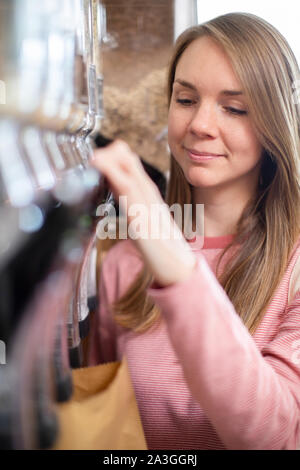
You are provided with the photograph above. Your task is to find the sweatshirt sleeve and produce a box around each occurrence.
[147,255,300,450]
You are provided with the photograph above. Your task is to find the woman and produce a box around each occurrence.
[89,12,300,450]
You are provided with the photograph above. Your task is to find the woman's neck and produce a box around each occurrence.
[192,184,254,237]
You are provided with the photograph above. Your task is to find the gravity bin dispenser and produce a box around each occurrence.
[0,0,107,450]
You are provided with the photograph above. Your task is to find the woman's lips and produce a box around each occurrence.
[185,148,225,162]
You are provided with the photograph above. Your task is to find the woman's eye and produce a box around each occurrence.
[176,98,195,106]
[225,107,248,116]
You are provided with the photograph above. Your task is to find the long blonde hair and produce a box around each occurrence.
[112,12,300,335]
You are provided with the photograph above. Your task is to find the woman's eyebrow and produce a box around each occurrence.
[174,79,244,96]
[174,79,197,91]
[221,90,244,96]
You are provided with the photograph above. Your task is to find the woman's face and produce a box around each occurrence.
[168,36,264,196]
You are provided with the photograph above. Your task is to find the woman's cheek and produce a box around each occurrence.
[168,113,183,147]
[167,117,176,151]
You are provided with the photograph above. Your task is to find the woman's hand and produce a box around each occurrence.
[91,140,196,286]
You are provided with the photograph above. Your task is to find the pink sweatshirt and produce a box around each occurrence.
[88,235,300,450]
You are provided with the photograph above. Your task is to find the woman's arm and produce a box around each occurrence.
[147,256,300,450]
[91,140,196,287]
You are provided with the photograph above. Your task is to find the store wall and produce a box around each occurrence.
[100,0,174,172]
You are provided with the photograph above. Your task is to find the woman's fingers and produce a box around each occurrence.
[92,140,144,177]
[91,141,135,197]
[91,139,174,241]
[91,139,163,205]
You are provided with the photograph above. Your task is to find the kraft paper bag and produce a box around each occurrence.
[51,359,147,450]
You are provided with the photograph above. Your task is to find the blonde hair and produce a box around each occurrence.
[112,12,300,335]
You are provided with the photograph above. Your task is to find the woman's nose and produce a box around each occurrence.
[188,102,218,138]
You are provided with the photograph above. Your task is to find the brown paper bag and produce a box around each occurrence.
[51,359,147,450]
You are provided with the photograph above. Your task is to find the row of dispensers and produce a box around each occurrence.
[0,0,114,449]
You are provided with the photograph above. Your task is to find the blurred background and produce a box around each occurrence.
[0,0,298,451]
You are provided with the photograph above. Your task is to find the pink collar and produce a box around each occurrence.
[187,234,235,250]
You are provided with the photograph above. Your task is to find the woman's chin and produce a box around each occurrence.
[185,175,220,189]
